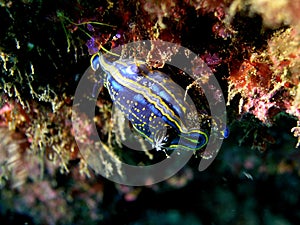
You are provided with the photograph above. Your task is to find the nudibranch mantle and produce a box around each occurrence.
[91,52,208,151]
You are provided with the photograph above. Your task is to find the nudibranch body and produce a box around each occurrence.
[91,52,209,151]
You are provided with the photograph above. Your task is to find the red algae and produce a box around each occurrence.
[227,28,300,140]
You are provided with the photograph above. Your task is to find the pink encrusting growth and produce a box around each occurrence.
[227,28,300,147]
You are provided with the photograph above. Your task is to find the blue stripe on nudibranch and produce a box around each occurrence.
[91,52,209,151]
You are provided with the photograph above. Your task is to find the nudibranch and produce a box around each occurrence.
[90,52,209,151]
